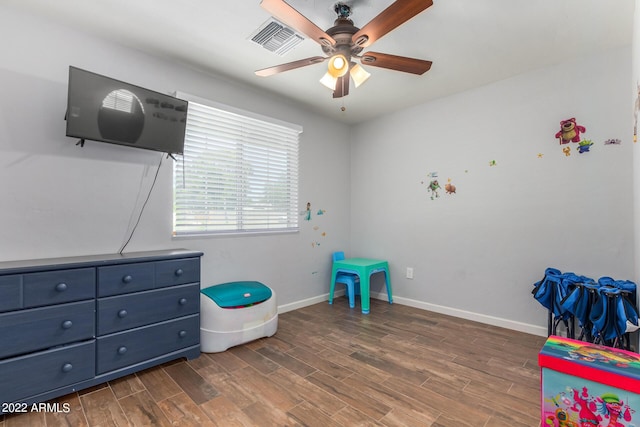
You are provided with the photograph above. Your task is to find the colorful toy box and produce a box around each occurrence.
[539,336,640,426]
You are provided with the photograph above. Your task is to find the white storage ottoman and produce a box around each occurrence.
[200,281,277,353]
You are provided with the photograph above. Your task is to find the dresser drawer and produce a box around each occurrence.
[0,300,95,359]
[97,283,199,335]
[23,268,95,308]
[155,257,200,288]
[96,314,199,374]
[0,275,21,313]
[0,340,95,403]
[98,262,155,297]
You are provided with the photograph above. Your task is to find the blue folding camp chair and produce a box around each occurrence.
[560,278,598,342]
[532,269,588,338]
[532,268,563,336]
[534,268,639,349]
[532,267,562,312]
[590,280,639,350]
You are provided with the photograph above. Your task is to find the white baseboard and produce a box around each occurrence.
[379,293,547,337]
[277,289,345,314]
[279,290,547,337]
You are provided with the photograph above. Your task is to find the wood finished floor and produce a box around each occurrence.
[1,298,547,427]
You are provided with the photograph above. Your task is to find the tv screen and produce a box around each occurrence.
[66,66,187,155]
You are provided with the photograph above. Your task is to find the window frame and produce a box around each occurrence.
[172,92,302,238]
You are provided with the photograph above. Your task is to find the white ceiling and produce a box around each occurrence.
[4,0,635,124]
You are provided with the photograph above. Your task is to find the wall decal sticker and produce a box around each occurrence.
[421,171,438,181]
[604,138,621,145]
[301,202,312,221]
[303,204,328,248]
[421,172,441,200]
[555,118,586,144]
[562,146,571,157]
[488,160,497,166]
[577,139,594,153]
[444,178,456,194]
[427,179,441,200]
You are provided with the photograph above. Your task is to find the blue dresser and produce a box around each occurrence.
[0,249,202,410]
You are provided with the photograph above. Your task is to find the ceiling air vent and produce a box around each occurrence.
[249,18,304,56]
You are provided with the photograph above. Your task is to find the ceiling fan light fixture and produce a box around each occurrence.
[350,63,370,88]
[257,0,435,98]
[319,72,338,90]
[327,54,349,78]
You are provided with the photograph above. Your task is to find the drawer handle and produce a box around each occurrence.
[175,268,184,277]
[55,283,68,292]
[61,320,73,329]
[178,330,187,338]
[178,298,187,305]
[61,363,73,373]
[118,309,128,318]
[122,275,133,284]
[117,346,128,355]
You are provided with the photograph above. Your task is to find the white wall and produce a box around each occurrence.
[350,47,634,334]
[0,7,351,308]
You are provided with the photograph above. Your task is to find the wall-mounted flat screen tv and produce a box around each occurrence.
[66,66,187,155]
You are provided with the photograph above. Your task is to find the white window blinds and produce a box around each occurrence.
[173,94,301,236]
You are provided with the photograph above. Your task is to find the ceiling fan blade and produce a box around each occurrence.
[360,52,432,75]
[333,75,350,98]
[256,56,326,77]
[352,0,433,48]
[260,0,336,47]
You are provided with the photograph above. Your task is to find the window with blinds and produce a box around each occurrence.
[173,94,301,236]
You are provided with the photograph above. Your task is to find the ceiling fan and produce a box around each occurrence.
[255,0,434,98]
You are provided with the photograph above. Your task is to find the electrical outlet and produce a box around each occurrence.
[406,267,414,279]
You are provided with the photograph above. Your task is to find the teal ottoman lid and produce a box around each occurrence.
[201,281,272,308]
